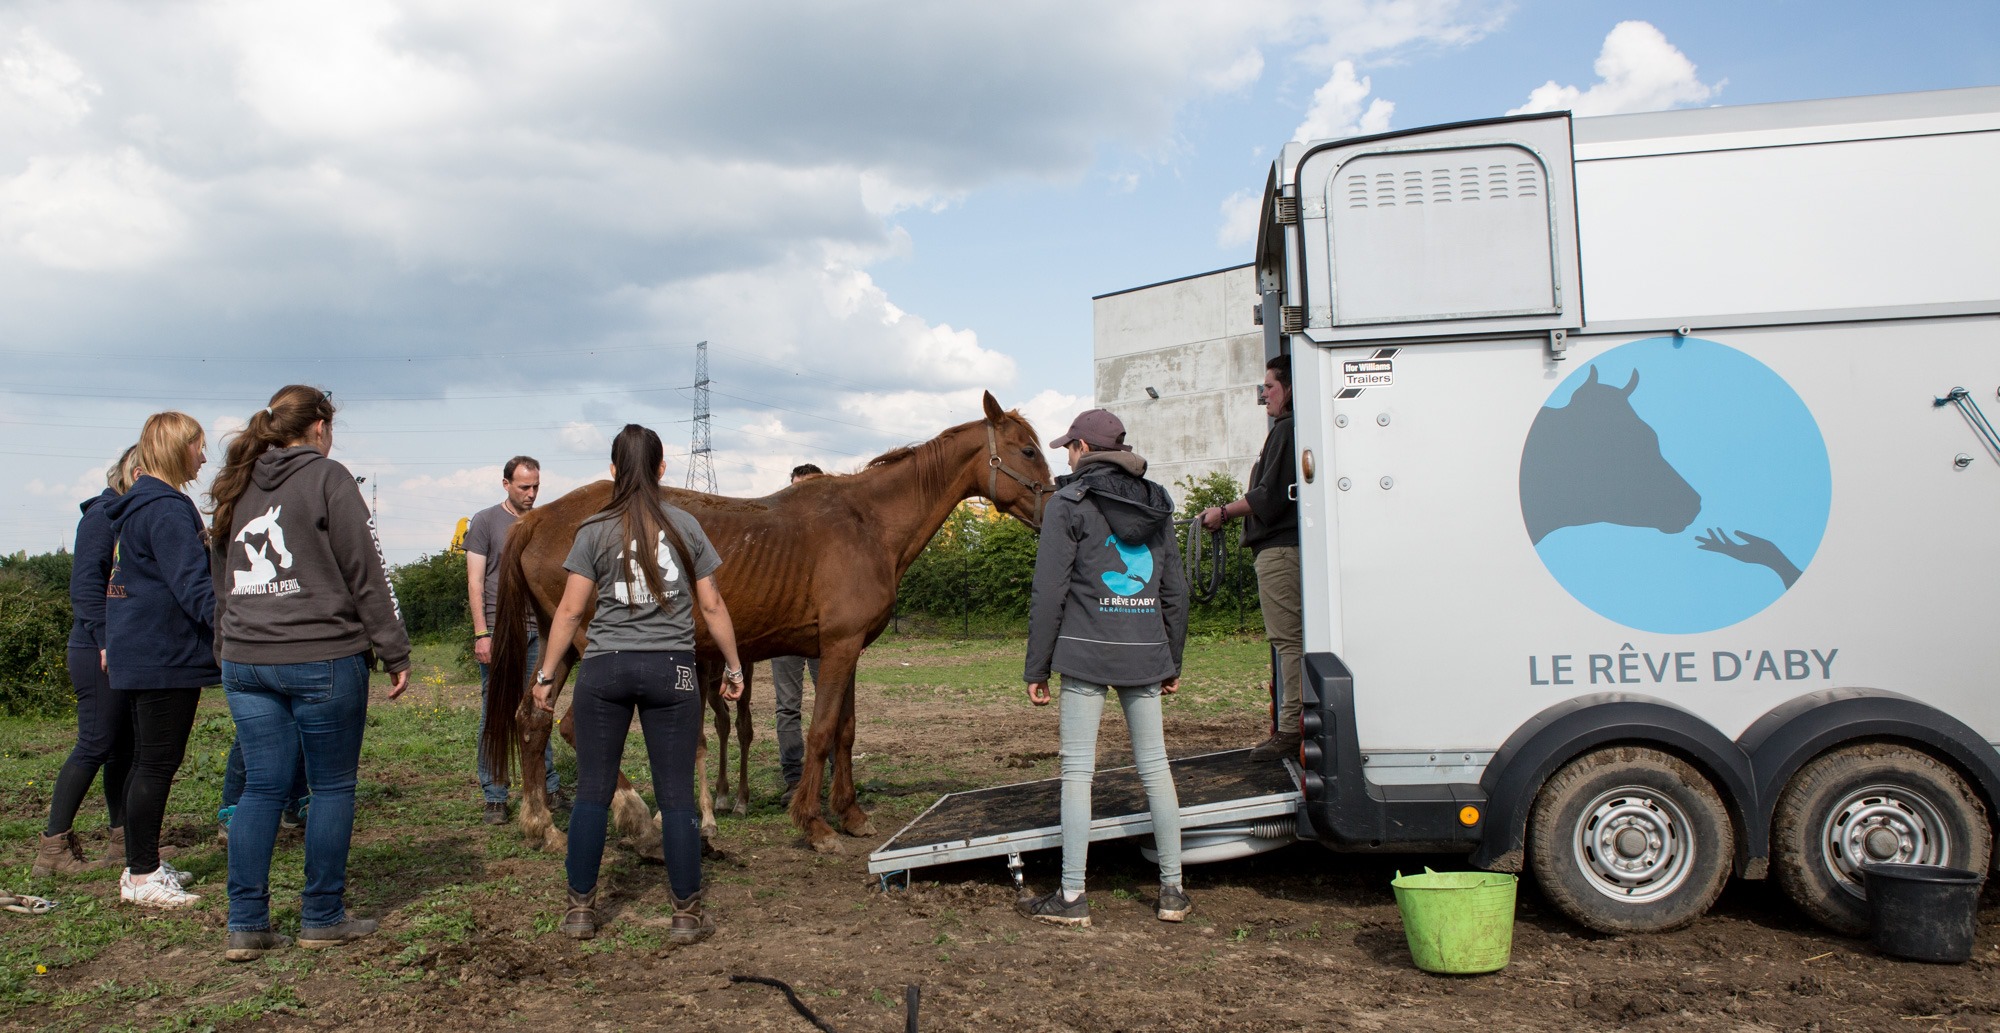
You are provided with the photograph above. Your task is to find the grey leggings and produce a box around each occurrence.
[1059,677,1182,892]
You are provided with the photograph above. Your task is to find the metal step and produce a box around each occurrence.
[867,749,1304,876]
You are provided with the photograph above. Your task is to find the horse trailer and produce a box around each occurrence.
[1254,85,2000,933]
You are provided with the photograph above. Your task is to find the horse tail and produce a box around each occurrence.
[481,521,535,788]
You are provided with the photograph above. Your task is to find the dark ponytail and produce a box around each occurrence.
[598,424,696,607]
[209,384,336,542]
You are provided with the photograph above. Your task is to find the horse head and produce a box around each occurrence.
[1519,364,1702,545]
[980,391,1054,529]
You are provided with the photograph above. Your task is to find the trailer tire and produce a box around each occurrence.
[1527,746,1734,933]
[1771,743,1991,936]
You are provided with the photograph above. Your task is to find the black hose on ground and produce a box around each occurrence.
[731,974,922,1032]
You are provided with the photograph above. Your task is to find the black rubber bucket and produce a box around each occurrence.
[1863,862,1984,963]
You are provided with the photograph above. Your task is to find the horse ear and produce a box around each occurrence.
[1621,369,1640,397]
[981,391,1005,424]
[1584,365,1600,387]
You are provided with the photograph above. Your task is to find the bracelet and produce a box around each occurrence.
[723,666,744,681]
[474,632,492,639]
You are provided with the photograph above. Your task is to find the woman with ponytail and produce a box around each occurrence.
[531,424,745,943]
[207,385,411,963]
[103,413,215,909]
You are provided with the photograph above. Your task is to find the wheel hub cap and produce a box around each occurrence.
[1574,787,1696,903]
[1821,784,1951,899]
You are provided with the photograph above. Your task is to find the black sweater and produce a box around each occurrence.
[1241,413,1299,553]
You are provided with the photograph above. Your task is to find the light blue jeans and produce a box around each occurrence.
[1059,677,1182,893]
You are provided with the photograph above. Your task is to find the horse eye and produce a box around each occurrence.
[1020,447,1035,458]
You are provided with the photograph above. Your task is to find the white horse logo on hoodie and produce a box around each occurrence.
[232,506,299,595]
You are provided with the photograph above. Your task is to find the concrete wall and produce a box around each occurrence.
[1092,264,1267,494]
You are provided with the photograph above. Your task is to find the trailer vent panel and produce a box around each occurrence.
[1325,145,1560,324]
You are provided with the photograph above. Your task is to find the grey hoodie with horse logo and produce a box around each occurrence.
[1024,450,1189,687]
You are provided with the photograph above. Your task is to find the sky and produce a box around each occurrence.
[4,0,1996,563]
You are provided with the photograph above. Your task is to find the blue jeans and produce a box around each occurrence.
[223,738,309,814]
[221,654,370,932]
[477,633,558,804]
[1059,677,1183,892]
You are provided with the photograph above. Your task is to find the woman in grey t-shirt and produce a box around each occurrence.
[530,424,747,944]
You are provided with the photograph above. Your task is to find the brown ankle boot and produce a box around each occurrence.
[668,889,714,945]
[105,825,125,867]
[32,831,93,877]
[562,887,598,939]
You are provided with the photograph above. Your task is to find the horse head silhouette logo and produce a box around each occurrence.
[1099,535,1154,596]
[232,506,294,591]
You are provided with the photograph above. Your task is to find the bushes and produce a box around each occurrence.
[0,554,74,715]
[391,550,472,642]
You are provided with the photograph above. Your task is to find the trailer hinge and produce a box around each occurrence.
[1933,386,2000,465]
[1274,196,1299,225]
[1280,306,1306,333]
[1548,328,1569,362]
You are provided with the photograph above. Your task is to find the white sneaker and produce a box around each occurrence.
[121,867,201,909]
[159,859,194,886]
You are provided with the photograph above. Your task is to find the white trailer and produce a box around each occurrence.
[1257,85,2000,933]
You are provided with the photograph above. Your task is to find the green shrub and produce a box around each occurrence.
[391,550,472,642]
[0,565,74,715]
[0,548,71,595]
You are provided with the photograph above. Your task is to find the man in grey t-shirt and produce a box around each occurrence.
[466,455,559,824]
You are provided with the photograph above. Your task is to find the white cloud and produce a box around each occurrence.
[1216,188,1263,250]
[1293,60,1395,143]
[1,28,98,128]
[558,420,607,454]
[0,148,186,269]
[1509,21,1721,117]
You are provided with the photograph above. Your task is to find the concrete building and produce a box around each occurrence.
[1091,263,1269,492]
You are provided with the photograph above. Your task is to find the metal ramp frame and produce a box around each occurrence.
[867,749,1304,879]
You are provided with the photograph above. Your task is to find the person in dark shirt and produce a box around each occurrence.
[1199,355,1302,760]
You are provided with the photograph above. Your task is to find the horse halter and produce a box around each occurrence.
[984,421,1052,528]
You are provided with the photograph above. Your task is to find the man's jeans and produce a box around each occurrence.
[1058,678,1183,893]
[477,632,557,804]
[769,655,819,786]
[221,653,370,932]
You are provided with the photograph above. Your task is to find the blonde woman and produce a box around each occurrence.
[32,446,141,877]
[103,412,216,908]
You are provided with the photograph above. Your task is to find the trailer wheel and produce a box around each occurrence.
[1527,746,1734,933]
[1771,743,1991,936]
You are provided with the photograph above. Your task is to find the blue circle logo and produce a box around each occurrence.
[1519,337,1831,634]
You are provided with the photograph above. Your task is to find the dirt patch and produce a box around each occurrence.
[17,686,2000,1032]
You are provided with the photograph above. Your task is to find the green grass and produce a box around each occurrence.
[0,633,1272,1028]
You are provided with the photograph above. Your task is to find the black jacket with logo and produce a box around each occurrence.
[1024,451,1189,686]
[209,446,411,673]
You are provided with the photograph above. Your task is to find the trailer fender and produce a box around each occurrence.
[1470,695,1759,876]
[1738,688,2000,866]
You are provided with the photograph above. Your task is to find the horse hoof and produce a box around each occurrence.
[841,816,876,837]
[543,828,568,853]
[809,835,847,856]
[715,793,735,813]
[731,800,749,817]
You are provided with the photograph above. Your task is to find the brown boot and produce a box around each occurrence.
[104,825,124,867]
[1248,732,1302,761]
[32,831,94,877]
[668,889,714,945]
[562,887,598,939]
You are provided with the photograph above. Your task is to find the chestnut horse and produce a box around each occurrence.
[481,392,1051,854]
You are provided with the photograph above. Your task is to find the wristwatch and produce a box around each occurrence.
[534,670,554,687]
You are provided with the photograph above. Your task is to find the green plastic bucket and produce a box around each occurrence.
[1390,868,1518,974]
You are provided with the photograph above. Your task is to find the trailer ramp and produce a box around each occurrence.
[868,749,1304,883]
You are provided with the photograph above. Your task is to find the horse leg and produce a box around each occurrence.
[789,651,854,853]
[516,657,572,853]
[695,662,720,850]
[709,671,734,815]
[610,769,663,864]
[829,677,874,838]
[732,666,752,815]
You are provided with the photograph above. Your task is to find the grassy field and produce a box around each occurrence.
[0,633,1273,1031]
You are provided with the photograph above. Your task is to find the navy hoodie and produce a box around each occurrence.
[104,475,220,689]
[67,487,120,650]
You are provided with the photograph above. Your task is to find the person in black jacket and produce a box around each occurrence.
[1019,408,1191,928]
[104,413,216,909]
[32,445,140,878]
[1199,354,1302,760]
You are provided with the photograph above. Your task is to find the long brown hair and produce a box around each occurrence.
[208,385,336,541]
[591,424,695,606]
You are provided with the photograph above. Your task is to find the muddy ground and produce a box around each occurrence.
[12,670,2000,1032]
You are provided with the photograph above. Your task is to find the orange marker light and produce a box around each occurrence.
[1458,806,1480,827]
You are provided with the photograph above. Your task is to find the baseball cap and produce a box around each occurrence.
[1049,409,1132,452]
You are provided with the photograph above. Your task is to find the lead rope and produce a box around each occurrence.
[1175,517,1228,603]
[730,974,920,1032]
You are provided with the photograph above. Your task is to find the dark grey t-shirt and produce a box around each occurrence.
[563,506,721,657]
[463,502,518,630]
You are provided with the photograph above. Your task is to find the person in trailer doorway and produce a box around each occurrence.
[1200,355,1301,761]
[466,456,561,825]
[531,424,747,944]
[772,462,825,807]
[103,413,216,909]
[209,385,413,962]
[1020,408,1191,927]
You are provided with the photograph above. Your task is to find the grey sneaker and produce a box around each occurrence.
[1157,883,1192,922]
[298,917,379,949]
[1016,889,1091,927]
[482,801,509,826]
[225,929,292,962]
